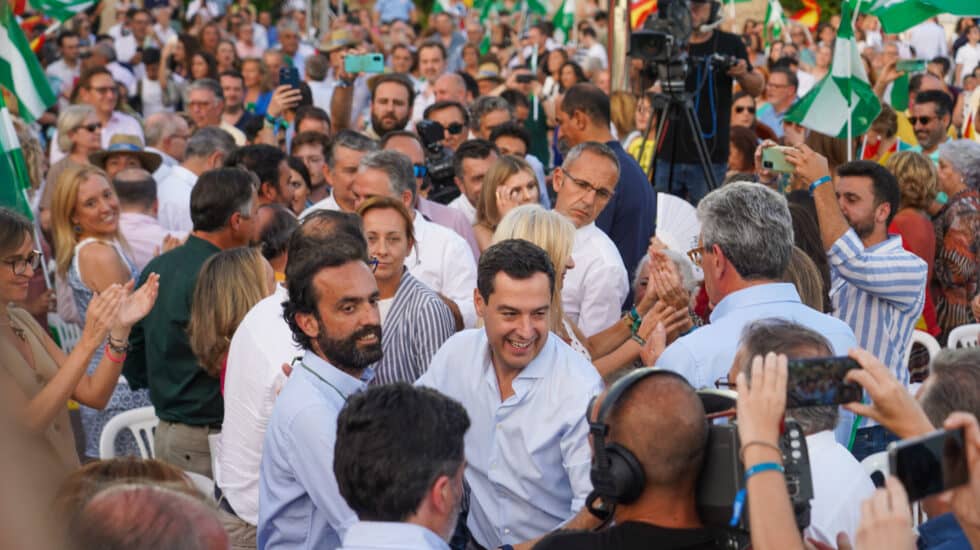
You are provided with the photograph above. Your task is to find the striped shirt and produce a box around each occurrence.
[369,270,456,385]
[829,229,928,385]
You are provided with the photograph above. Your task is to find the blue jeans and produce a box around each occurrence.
[653,161,727,205]
[850,425,901,463]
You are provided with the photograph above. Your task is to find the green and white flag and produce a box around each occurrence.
[0,1,56,123]
[552,0,575,43]
[861,0,980,34]
[29,0,96,22]
[431,0,454,13]
[764,0,786,43]
[0,93,35,221]
[526,0,547,15]
[785,0,881,139]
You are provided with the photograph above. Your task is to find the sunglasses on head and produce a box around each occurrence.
[734,106,755,114]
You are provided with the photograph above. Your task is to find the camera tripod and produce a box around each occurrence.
[637,74,719,197]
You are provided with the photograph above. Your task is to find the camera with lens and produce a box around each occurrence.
[415,119,458,204]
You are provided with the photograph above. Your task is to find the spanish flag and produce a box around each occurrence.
[630,0,657,29]
[789,0,820,30]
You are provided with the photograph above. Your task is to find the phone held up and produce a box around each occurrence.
[344,53,385,74]
[761,145,796,174]
[278,66,300,89]
[785,356,863,409]
[889,428,969,501]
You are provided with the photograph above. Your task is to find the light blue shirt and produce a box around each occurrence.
[340,521,449,550]
[756,102,790,138]
[416,329,602,549]
[373,0,415,23]
[257,351,374,550]
[657,283,858,389]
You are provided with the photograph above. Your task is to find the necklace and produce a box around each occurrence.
[298,362,349,402]
[0,314,26,342]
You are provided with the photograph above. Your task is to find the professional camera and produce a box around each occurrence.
[415,119,458,204]
[709,53,739,72]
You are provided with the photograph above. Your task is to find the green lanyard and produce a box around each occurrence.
[298,361,348,402]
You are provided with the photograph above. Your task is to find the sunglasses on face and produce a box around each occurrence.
[413,164,428,178]
[909,115,936,125]
[734,105,755,114]
[443,122,465,135]
[77,122,102,132]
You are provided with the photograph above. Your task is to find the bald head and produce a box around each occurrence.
[70,484,228,550]
[113,168,157,210]
[434,72,468,103]
[607,374,708,488]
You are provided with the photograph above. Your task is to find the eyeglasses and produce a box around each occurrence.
[187,100,216,109]
[443,122,465,135]
[413,164,428,178]
[714,376,736,389]
[77,122,102,132]
[561,170,613,201]
[3,250,42,275]
[686,245,706,267]
[87,85,117,95]
[766,81,792,89]
[734,106,755,114]
[909,115,936,126]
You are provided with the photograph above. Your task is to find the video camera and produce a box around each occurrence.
[415,119,458,204]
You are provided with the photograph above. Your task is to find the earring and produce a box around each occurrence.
[73,224,82,234]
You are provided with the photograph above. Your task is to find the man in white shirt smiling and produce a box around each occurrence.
[552,142,629,337]
[416,239,603,549]
[351,150,478,328]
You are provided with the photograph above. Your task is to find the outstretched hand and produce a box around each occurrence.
[116,274,160,330]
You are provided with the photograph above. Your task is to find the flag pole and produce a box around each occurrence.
[847,0,861,162]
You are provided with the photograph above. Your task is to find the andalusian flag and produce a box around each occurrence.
[764,0,787,42]
[0,93,34,220]
[0,0,56,123]
[861,0,980,34]
[630,0,657,28]
[28,0,95,22]
[553,0,575,43]
[890,72,910,111]
[784,0,881,139]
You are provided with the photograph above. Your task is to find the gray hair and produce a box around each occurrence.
[276,18,299,35]
[562,141,621,181]
[469,96,513,131]
[144,112,185,147]
[328,129,379,168]
[920,348,980,427]
[305,53,329,82]
[737,319,837,435]
[94,41,116,62]
[185,127,236,160]
[633,250,699,294]
[938,139,980,191]
[56,104,95,153]
[187,78,224,101]
[697,182,793,280]
[359,150,416,200]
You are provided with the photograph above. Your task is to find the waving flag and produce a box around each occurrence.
[0,93,34,220]
[784,0,881,139]
[765,0,787,42]
[789,0,820,29]
[27,0,95,22]
[630,0,657,28]
[0,0,56,123]
[861,0,980,34]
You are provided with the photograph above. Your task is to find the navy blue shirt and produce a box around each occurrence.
[918,513,971,550]
[596,140,657,306]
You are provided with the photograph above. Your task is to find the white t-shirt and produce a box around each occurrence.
[378,297,395,326]
[956,43,980,86]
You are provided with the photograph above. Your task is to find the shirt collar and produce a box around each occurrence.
[184,234,222,254]
[343,521,450,550]
[865,233,904,254]
[710,282,802,323]
[301,350,374,397]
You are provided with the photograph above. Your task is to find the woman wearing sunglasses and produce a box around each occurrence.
[40,105,103,233]
[731,91,778,142]
[0,207,159,468]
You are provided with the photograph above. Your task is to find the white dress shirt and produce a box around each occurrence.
[804,430,876,546]
[157,164,198,233]
[49,111,145,165]
[340,522,449,550]
[147,146,177,182]
[909,21,949,62]
[409,212,478,328]
[216,285,300,526]
[448,195,476,225]
[300,194,342,219]
[562,222,629,337]
[416,329,602,549]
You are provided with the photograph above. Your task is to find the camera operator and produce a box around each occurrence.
[652,0,763,205]
[533,369,719,550]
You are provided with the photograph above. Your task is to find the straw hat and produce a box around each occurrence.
[88,134,162,173]
[319,28,357,53]
[476,62,504,83]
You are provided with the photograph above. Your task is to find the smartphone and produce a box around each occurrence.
[761,145,796,173]
[896,58,928,73]
[889,428,969,501]
[344,53,385,74]
[278,66,300,89]
[516,73,535,84]
[785,356,863,408]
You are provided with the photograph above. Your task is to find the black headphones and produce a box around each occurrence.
[586,367,692,521]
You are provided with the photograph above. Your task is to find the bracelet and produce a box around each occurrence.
[630,333,646,347]
[743,461,785,482]
[808,175,832,195]
[738,440,782,464]
[628,307,642,335]
[107,335,130,355]
[104,343,126,363]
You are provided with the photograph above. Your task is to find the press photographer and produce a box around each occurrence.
[649,0,764,204]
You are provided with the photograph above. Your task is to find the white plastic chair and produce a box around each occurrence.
[947,324,980,349]
[47,312,83,354]
[904,329,942,367]
[99,406,158,459]
[183,470,216,501]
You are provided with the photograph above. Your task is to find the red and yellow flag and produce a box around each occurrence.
[789,0,820,30]
[630,0,657,28]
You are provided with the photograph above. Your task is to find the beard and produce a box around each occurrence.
[315,321,383,371]
[846,214,875,239]
[371,110,410,134]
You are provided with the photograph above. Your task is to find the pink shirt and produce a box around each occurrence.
[118,212,184,272]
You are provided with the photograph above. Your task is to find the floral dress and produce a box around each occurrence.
[933,189,980,341]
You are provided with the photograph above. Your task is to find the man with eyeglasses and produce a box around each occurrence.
[49,67,144,165]
[756,68,798,139]
[910,90,954,161]
[552,142,630,338]
[186,79,247,146]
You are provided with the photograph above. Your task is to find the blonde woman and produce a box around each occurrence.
[50,165,152,460]
[473,155,540,252]
[188,247,275,392]
[493,205,690,377]
[41,105,103,226]
[241,57,274,116]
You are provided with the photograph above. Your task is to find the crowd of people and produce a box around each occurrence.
[3,0,980,548]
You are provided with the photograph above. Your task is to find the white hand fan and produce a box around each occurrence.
[655,193,701,253]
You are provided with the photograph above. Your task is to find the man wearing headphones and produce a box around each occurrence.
[534,369,722,549]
